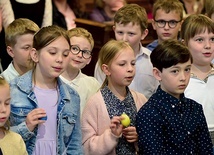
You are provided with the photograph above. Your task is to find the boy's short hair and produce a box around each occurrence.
[204,0,214,18]
[5,18,39,47]
[151,39,192,72]
[153,0,184,20]
[114,4,148,32]
[180,14,214,45]
[67,27,94,49]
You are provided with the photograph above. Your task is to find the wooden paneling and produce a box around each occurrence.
[79,0,155,15]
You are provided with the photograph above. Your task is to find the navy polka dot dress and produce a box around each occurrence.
[136,86,213,155]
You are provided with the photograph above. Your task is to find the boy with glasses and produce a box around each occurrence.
[60,27,100,115]
[146,0,183,52]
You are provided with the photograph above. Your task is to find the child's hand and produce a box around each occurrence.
[110,116,123,137]
[25,108,46,131]
[122,126,138,143]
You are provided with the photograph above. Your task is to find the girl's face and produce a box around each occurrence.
[105,47,136,88]
[0,84,10,127]
[32,36,71,78]
[187,29,214,66]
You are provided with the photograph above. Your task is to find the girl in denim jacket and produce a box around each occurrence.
[9,25,83,155]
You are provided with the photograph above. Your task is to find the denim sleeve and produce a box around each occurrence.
[61,90,83,155]
[10,121,35,141]
[66,110,83,155]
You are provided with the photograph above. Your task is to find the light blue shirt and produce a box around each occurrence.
[146,39,158,52]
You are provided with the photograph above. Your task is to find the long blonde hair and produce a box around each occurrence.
[98,40,132,88]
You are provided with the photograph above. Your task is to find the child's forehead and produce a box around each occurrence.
[115,22,140,28]
[168,60,192,69]
[154,9,181,20]
[70,36,92,49]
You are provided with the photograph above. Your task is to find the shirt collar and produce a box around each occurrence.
[136,44,150,59]
[154,86,187,108]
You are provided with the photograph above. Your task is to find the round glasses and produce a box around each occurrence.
[154,19,181,29]
[70,45,92,59]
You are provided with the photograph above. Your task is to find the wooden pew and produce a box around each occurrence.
[74,18,157,76]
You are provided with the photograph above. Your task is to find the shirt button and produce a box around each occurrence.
[172,105,175,108]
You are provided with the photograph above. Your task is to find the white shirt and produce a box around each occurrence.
[1,62,19,82]
[60,70,100,115]
[185,70,214,131]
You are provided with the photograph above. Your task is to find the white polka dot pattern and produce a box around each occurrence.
[136,87,213,154]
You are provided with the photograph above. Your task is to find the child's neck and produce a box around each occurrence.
[107,83,127,101]
[0,129,5,139]
[191,64,212,80]
[61,67,79,81]
[133,44,141,57]
[33,69,57,89]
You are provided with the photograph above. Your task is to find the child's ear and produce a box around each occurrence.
[178,20,183,31]
[101,64,111,76]
[141,29,148,40]
[30,48,39,63]
[112,25,116,31]
[6,46,15,58]
[85,57,91,65]
[153,67,162,81]
[151,19,156,30]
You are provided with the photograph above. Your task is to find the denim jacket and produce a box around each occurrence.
[9,70,83,155]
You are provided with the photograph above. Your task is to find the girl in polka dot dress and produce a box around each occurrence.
[136,39,213,154]
[81,40,148,155]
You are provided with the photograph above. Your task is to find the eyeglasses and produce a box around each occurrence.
[154,19,181,29]
[70,45,92,59]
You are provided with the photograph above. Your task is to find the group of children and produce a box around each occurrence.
[0,0,214,154]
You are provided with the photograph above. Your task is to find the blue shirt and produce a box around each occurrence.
[146,39,158,52]
[9,70,83,155]
[136,86,213,155]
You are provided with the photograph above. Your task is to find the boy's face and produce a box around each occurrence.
[113,22,147,54]
[7,34,34,74]
[152,9,182,43]
[69,36,92,70]
[187,29,214,66]
[154,59,191,99]
[0,84,10,128]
